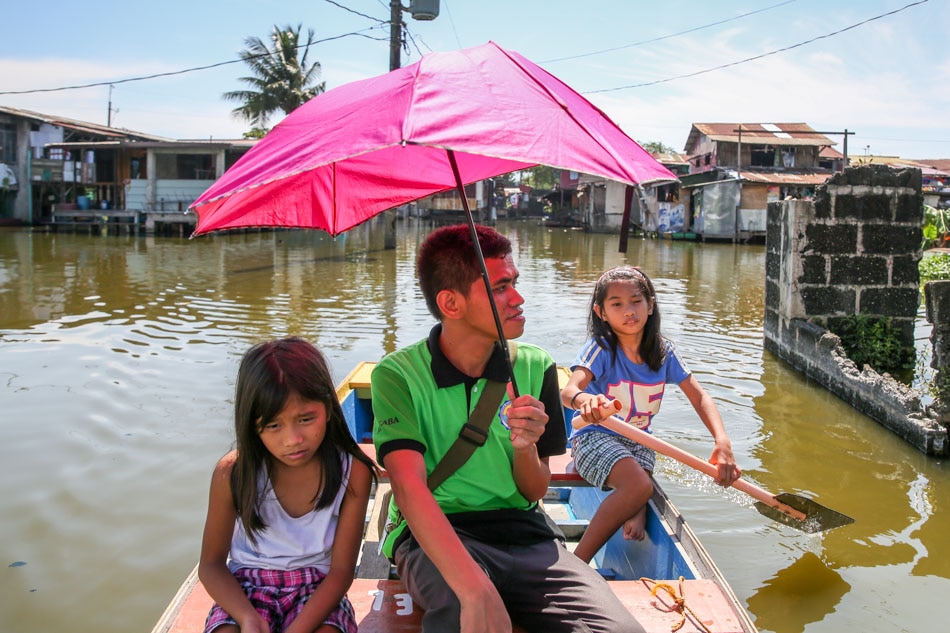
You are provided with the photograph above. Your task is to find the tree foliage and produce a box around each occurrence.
[639,140,677,155]
[521,166,558,189]
[224,24,326,130]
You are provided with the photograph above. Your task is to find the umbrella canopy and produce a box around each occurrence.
[190,41,676,236]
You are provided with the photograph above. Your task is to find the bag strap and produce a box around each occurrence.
[426,342,518,491]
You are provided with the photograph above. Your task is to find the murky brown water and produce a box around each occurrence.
[0,220,946,633]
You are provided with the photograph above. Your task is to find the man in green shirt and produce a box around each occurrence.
[372,224,643,633]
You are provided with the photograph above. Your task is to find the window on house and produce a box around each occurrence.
[0,123,17,163]
[155,153,215,179]
[749,144,775,167]
[178,154,215,179]
[781,147,795,167]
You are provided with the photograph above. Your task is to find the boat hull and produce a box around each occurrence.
[151,362,757,633]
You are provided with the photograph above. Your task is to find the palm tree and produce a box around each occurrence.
[224,24,326,129]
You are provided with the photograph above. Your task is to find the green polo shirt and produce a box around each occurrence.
[372,325,566,557]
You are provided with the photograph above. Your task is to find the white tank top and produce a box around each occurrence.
[228,453,352,573]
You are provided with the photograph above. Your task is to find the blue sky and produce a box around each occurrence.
[2,0,947,159]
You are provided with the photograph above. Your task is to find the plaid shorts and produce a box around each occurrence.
[571,429,655,490]
[204,567,357,633]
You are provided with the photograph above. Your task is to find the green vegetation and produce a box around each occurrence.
[224,24,326,131]
[830,314,915,375]
[921,204,950,250]
[920,251,950,282]
[639,140,677,155]
[518,166,558,189]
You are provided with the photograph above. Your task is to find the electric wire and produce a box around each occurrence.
[541,0,797,64]
[586,0,929,93]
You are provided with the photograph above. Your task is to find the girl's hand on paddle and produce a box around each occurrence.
[577,393,616,423]
[709,442,741,487]
[505,382,548,451]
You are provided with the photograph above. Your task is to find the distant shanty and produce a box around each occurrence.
[1,105,948,238]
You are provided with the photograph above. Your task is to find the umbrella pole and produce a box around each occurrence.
[446,150,520,397]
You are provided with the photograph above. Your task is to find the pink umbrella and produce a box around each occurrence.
[191,41,674,235]
[190,41,676,391]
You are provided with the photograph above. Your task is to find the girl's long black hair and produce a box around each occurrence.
[230,337,378,542]
[587,266,666,371]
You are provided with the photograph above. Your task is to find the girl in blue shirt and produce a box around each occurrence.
[561,266,741,564]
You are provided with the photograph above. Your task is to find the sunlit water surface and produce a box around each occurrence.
[0,220,946,633]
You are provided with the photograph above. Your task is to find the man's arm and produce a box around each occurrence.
[505,388,553,502]
[384,449,512,632]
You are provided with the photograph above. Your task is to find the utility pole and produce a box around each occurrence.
[390,1,403,72]
[385,1,439,247]
[107,84,115,127]
[390,1,439,71]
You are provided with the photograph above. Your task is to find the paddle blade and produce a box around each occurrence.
[754,493,855,534]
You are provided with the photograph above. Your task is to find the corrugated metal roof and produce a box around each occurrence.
[685,122,835,152]
[46,139,256,150]
[914,159,950,172]
[737,170,833,185]
[819,146,844,159]
[652,151,689,165]
[854,155,949,177]
[0,105,172,142]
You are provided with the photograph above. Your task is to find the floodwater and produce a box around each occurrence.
[0,219,946,633]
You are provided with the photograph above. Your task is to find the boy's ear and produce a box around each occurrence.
[436,289,464,320]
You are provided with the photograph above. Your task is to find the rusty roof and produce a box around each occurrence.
[737,170,834,185]
[853,155,949,177]
[914,158,950,172]
[651,151,689,165]
[685,122,836,153]
[819,146,844,159]
[0,105,171,142]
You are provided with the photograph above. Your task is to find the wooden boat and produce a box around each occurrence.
[541,216,586,229]
[152,363,758,633]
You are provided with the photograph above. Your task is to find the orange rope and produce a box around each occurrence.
[640,577,713,633]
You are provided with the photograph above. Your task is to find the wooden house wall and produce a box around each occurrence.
[740,183,769,211]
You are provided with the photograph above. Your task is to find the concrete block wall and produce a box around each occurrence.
[767,164,923,344]
[764,164,948,456]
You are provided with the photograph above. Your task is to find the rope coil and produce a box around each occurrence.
[640,576,713,633]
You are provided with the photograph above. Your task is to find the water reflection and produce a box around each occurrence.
[754,352,924,569]
[747,552,851,633]
[1,223,948,633]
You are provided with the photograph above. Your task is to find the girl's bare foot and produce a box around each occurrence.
[622,506,647,541]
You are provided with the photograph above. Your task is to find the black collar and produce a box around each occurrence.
[427,324,511,388]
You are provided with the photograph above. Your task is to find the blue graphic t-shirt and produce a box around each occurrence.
[569,337,690,439]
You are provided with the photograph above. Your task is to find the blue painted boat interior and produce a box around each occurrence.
[341,387,696,581]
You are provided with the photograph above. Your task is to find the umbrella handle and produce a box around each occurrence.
[446,149,520,397]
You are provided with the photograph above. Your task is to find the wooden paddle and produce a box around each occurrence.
[573,401,854,533]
